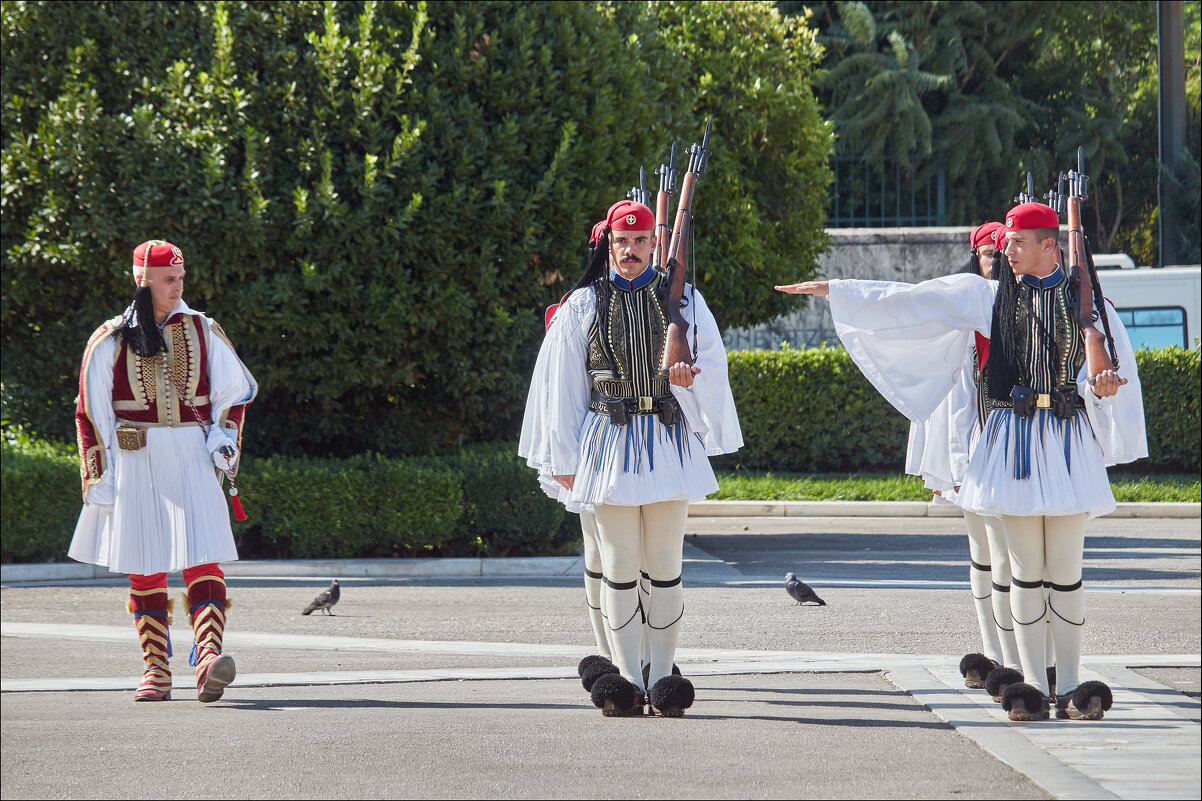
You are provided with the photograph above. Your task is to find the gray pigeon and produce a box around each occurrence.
[302,580,340,615]
[785,572,825,606]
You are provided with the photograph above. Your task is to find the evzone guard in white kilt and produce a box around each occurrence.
[71,240,258,703]
[777,200,1146,722]
[520,199,742,716]
[903,221,1025,691]
[539,220,617,663]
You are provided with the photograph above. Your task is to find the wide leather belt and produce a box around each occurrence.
[989,384,1085,419]
[589,390,681,426]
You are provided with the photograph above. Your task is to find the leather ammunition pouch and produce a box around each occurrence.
[1010,386,1037,417]
[115,422,147,451]
[1051,384,1083,420]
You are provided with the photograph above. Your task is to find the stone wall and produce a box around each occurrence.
[726,227,977,349]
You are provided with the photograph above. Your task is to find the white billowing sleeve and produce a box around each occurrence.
[83,336,119,505]
[903,389,955,493]
[517,288,593,476]
[1079,301,1148,466]
[945,354,980,486]
[670,287,743,456]
[828,273,995,421]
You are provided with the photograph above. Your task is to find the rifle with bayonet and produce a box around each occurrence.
[627,166,650,209]
[1063,147,1118,380]
[652,143,678,274]
[662,119,712,370]
[1014,172,1037,204]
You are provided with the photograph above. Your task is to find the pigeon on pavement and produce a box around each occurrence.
[785,572,826,606]
[302,580,340,615]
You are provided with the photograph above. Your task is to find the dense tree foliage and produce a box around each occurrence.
[787,0,1201,263]
[2,1,832,455]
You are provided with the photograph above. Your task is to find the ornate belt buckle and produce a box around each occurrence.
[1035,394,1052,410]
[115,422,146,451]
[638,396,653,412]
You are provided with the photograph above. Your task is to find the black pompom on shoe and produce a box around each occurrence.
[959,653,998,689]
[1057,680,1113,720]
[984,667,1024,702]
[578,655,613,678]
[648,675,695,717]
[580,660,620,692]
[1001,682,1049,721]
[591,674,644,717]
[641,662,682,690]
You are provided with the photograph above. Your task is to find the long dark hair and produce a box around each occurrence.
[984,250,1021,401]
[115,282,166,357]
[569,226,611,295]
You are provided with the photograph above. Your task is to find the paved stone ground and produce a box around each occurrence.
[2,515,1198,799]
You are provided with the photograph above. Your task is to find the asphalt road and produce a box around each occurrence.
[2,515,1198,799]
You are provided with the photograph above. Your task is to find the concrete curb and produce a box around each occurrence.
[687,500,1201,518]
[0,557,585,584]
[3,500,1194,585]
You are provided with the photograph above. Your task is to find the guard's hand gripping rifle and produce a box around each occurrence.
[1062,147,1117,381]
[662,120,712,370]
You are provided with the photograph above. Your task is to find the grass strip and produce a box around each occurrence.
[713,471,1201,503]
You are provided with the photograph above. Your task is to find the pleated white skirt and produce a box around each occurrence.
[956,408,1115,519]
[69,426,238,575]
[539,411,718,513]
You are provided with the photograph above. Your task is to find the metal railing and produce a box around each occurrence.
[829,155,946,227]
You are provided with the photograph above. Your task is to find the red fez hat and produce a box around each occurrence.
[605,200,654,231]
[132,240,184,269]
[589,220,606,245]
[1004,203,1059,231]
[970,222,1004,251]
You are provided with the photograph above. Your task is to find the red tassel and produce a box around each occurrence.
[231,494,247,522]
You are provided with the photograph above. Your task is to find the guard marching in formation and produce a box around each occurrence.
[777,154,1147,722]
[520,124,742,717]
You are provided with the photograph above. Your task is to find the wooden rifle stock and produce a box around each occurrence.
[1066,147,1113,380]
[662,120,712,370]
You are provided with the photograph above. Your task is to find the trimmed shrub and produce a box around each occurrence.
[414,443,578,557]
[722,345,1201,473]
[1135,346,1200,472]
[237,454,464,559]
[1,440,576,562]
[721,346,911,471]
[0,438,79,562]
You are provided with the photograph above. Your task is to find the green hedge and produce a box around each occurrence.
[3,345,1194,563]
[0,438,80,562]
[722,345,1201,473]
[0,440,578,563]
[1135,346,1201,472]
[719,346,910,471]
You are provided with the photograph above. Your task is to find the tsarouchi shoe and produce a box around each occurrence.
[985,666,1024,703]
[1056,681,1113,721]
[591,674,644,717]
[1001,682,1050,721]
[959,653,999,690]
[648,675,694,717]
